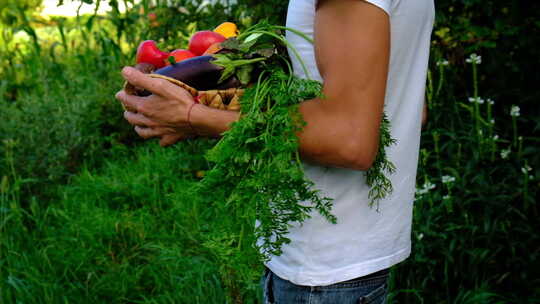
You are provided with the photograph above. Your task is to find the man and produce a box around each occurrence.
[116,0,434,302]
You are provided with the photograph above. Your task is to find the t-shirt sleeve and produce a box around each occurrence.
[361,0,391,15]
[315,0,391,16]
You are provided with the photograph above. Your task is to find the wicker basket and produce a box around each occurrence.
[123,63,243,112]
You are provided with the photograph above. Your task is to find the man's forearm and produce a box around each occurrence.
[189,95,379,171]
[190,104,241,137]
[297,98,379,171]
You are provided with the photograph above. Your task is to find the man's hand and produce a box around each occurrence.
[115,66,197,146]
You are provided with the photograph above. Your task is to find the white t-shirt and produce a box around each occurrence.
[265,0,435,286]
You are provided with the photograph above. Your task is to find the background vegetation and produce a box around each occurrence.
[1,0,538,303]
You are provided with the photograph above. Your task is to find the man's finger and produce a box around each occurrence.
[134,126,165,139]
[124,111,157,128]
[121,66,178,100]
[115,90,148,113]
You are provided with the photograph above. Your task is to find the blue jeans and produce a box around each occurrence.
[261,268,389,304]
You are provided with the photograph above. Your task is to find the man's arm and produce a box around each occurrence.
[118,0,390,170]
[192,0,390,170]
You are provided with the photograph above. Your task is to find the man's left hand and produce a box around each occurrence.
[115,66,197,146]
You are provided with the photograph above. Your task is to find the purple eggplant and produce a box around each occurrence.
[125,55,241,97]
[214,76,241,90]
[123,63,156,96]
[153,55,230,91]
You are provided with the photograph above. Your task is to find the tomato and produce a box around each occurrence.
[188,31,226,56]
[136,40,169,68]
[167,49,196,65]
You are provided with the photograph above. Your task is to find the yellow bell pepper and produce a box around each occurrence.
[213,22,239,38]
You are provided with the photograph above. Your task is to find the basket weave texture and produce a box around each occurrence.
[123,65,243,112]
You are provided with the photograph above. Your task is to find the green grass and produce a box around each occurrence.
[1,143,240,303]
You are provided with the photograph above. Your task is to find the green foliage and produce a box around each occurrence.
[1,143,230,303]
[0,0,43,27]
[366,113,396,208]
[0,42,129,199]
[201,70,335,259]
[389,50,539,303]
[432,0,540,138]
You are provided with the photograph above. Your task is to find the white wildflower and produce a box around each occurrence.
[415,181,436,196]
[466,53,482,64]
[500,149,511,159]
[487,98,495,105]
[510,105,520,117]
[493,134,499,140]
[437,59,450,66]
[424,181,436,191]
[417,233,424,241]
[468,97,485,104]
[490,119,495,124]
[442,175,456,184]
[416,188,428,196]
[178,7,189,14]
[521,165,532,174]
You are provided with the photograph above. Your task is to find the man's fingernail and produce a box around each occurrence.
[122,66,133,76]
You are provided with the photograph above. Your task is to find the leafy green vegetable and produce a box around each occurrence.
[211,54,266,83]
[213,22,397,208]
[366,114,397,208]
[194,22,396,260]
[199,70,336,259]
